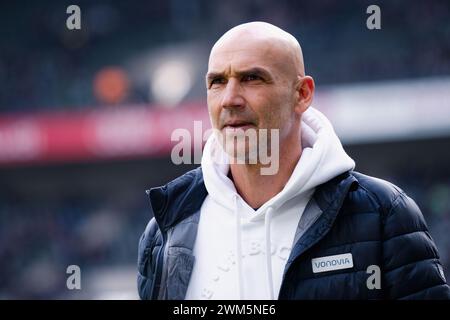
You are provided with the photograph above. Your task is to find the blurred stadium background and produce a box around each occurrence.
[0,0,449,299]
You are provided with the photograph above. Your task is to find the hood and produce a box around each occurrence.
[201,106,355,215]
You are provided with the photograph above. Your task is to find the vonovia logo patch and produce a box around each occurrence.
[312,253,353,273]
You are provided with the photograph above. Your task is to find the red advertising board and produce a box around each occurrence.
[0,104,211,166]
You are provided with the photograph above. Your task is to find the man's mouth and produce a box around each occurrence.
[222,121,255,131]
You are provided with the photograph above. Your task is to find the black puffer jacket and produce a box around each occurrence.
[137,167,450,299]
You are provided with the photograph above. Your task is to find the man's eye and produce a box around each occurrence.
[210,78,226,86]
[242,74,262,82]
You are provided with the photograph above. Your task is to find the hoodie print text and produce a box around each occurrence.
[198,240,292,300]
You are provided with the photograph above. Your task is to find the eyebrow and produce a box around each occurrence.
[206,67,273,83]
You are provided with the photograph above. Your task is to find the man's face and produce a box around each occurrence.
[206,37,298,161]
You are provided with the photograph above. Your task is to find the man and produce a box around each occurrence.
[137,22,450,299]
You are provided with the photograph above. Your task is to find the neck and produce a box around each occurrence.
[229,130,302,209]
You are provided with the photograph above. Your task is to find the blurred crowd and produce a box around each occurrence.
[0,189,148,299]
[0,0,449,112]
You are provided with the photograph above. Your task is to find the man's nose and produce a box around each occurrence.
[221,78,245,109]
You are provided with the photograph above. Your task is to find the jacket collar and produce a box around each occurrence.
[146,167,208,233]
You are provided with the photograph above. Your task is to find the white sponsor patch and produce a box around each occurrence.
[312,253,354,273]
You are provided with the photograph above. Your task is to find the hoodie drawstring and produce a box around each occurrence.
[234,195,244,299]
[265,207,275,299]
[235,194,275,300]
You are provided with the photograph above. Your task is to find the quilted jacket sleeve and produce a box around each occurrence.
[137,217,161,300]
[382,191,450,299]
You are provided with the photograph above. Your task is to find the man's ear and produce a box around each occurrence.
[294,76,315,115]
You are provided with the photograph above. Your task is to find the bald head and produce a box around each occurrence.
[209,22,305,78]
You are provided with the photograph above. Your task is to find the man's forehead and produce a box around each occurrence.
[209,50,272,73]
[208,22,304,76]
[208,38,289,73]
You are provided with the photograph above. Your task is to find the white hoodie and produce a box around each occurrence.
[185,107,355,300]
